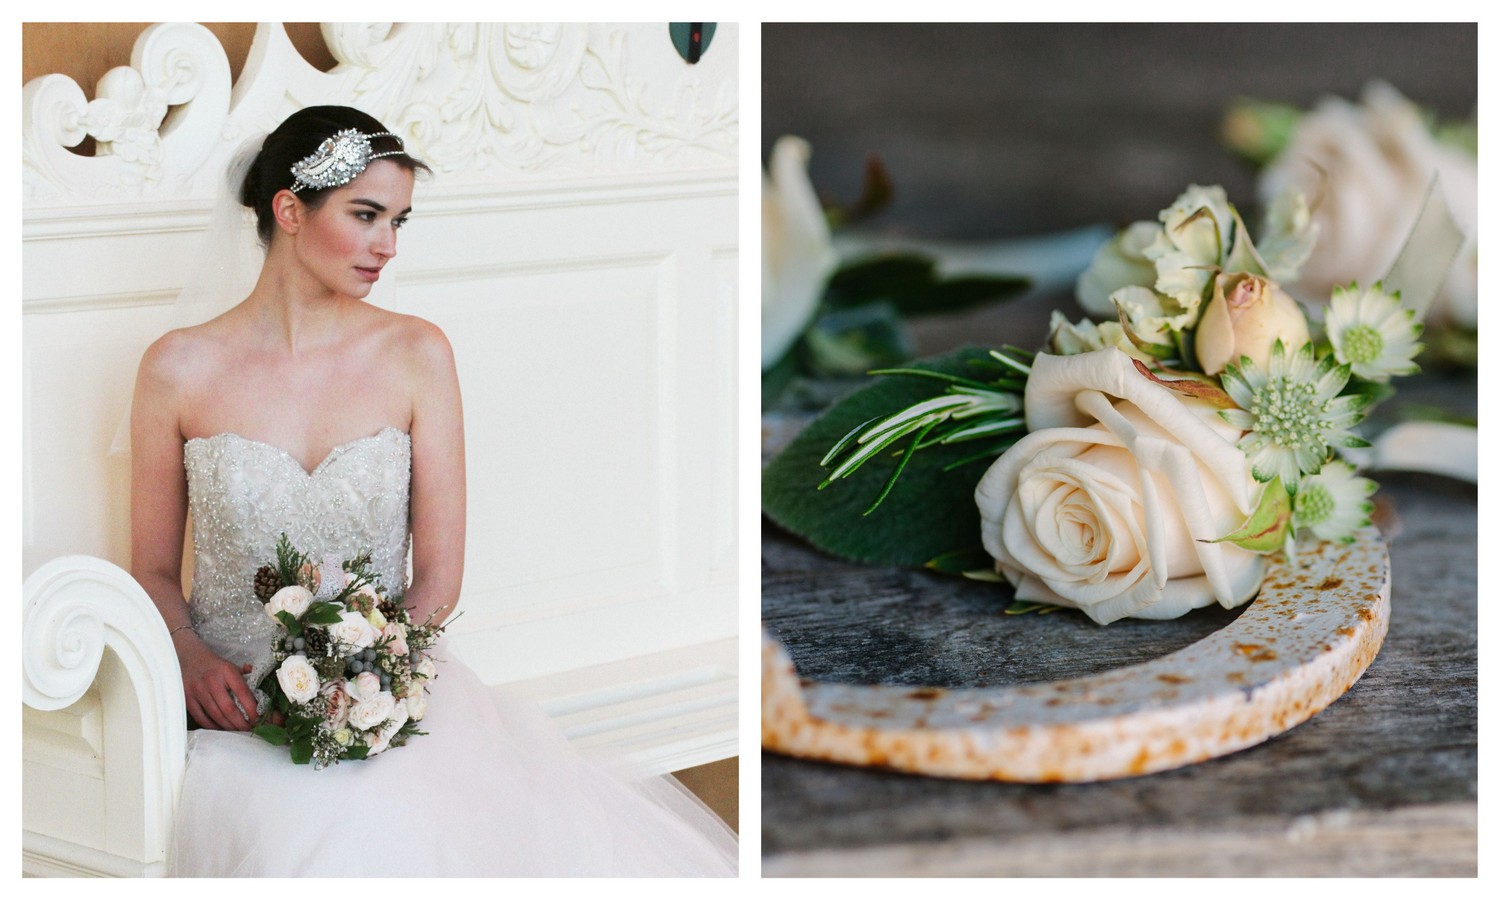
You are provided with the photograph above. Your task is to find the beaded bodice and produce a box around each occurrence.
[183,427,411,692]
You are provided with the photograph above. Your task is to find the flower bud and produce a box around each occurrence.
[1195,272,1309,375]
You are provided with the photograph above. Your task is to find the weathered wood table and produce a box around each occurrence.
[762,381,1477,877]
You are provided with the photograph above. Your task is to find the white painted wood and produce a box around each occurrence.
[23,22,738,877]
[22,556,186,878]
[763,528,1390,781]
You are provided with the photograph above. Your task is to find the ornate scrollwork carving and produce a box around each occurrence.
[23,22,737,204]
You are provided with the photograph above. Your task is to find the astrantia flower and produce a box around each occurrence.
[1292,460,1376,542]
[1325,283,1423,382]
[1219,340,1370,489]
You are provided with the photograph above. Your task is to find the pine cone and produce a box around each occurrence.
[254,565,282,602]
[304,627,331,658]
[378,597,403,621]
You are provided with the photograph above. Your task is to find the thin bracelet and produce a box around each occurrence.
[169,623,194,637]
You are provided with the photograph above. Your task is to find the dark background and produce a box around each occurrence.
[763,23,1477,240]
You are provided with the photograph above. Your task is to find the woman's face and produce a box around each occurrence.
[293,159,416,299]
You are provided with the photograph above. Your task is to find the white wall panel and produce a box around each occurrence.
[23,21,738,706]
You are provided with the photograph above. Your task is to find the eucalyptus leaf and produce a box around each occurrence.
[763,347,1001,566]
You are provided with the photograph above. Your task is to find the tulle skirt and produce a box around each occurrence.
[169,641,738,877]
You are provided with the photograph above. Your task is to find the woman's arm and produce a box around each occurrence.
[130,333,260,731]
[403,319,466,624]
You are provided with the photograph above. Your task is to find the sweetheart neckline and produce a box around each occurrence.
[184,426,410,478]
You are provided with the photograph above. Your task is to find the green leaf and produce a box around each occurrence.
[302,601,345,627]
[801,301,912,378]
[763,347,1008,566]
[761,347,800,411]
[823,253,1029,316]
[253,724,289,746]
[275,610,301,638]
[344,745,370,761]
[289,740,313,765]
[925,548,994,575]
[1211,476,1291,552]
[1004,600,1064,615]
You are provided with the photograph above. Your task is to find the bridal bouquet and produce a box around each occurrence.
[252,535,444,768]
[763,182,1463,625]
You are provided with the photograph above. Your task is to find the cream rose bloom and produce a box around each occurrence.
[348,690,397,732]
[330,609,379,652]
[1262,81,1476,328]
[762,135,838,369]
[365,702,410,756]
[975,349,1265,624]
[265,585,313,621]
[275,655,320,704]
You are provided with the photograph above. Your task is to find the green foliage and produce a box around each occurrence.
[824,254,1029,316]
[274,533,304,587]
[253,724,289,745]
[1213,476,1292,552]
[290,740,313,765]
[275,610,301,637]
[763,348,1009,566]
[302,601,345,627]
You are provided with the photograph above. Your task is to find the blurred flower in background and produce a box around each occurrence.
[1227,81,1477,336]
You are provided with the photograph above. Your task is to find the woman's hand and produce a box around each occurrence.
[174,631,260,731]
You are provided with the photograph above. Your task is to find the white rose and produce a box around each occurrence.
[329,609,378,652]
[762,135,838,369]
[275,655,320,704]
[1142,184,1237,316]
[1075,221,1162,318]
[265,585,313,622]
[413,655,437,683]
[974,349,1265,624]
[405,690,428,722]
[348,671,382,703]
[348,690,397,731]
[1262,81,1476,328]
[365,702,410,756]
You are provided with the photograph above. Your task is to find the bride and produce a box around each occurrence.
[127,105,737,877]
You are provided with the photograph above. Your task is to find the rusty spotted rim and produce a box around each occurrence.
[762,527,1390,782]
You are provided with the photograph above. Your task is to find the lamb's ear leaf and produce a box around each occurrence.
[762,347,1002,567]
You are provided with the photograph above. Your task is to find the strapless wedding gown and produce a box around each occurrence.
[171,427,737,877]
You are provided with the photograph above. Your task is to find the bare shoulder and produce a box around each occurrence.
[370,309,457,377]
[136,323,226,396]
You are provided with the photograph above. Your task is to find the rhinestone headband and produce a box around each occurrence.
[289,128,405,193]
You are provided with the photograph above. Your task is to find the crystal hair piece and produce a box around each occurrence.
[289,128,404,193]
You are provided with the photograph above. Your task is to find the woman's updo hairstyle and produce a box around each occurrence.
[240,105,430,246]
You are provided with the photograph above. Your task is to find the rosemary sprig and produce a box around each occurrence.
[818,348,1032,514]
